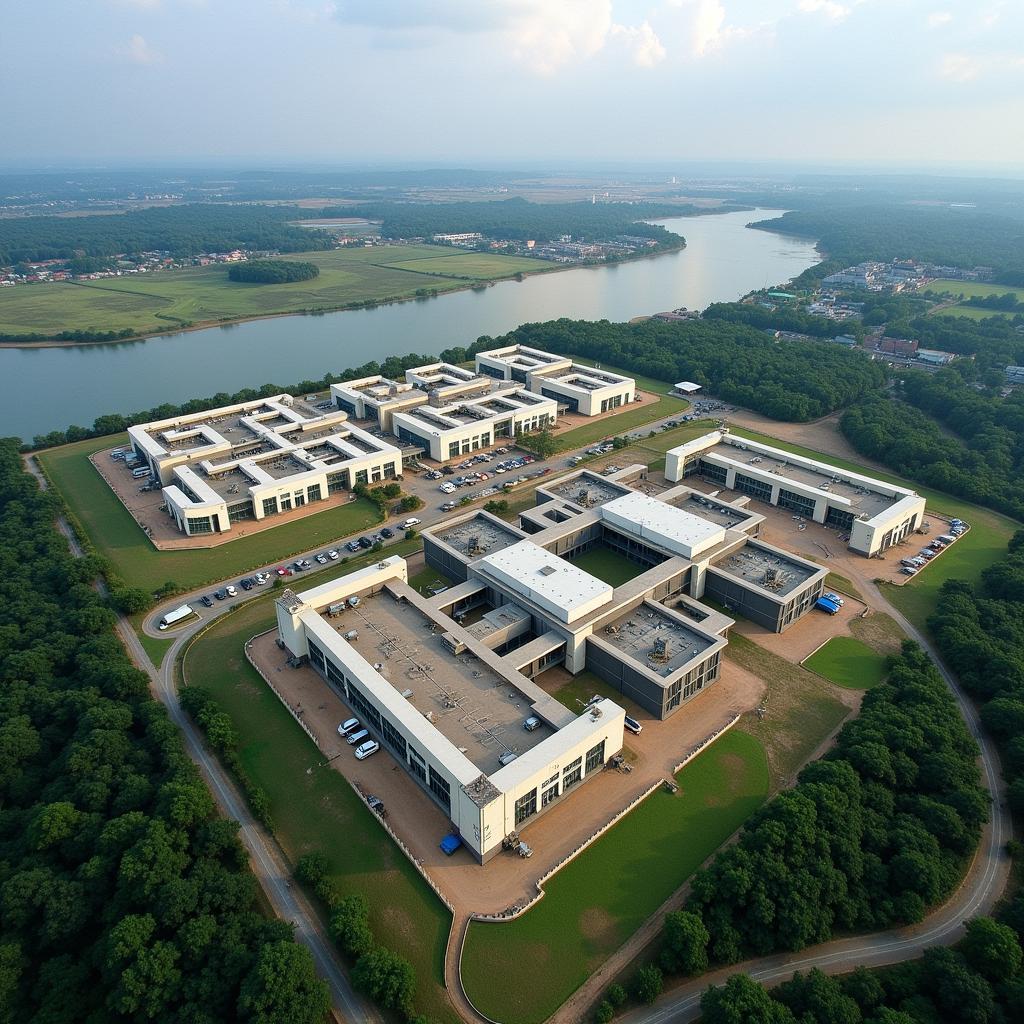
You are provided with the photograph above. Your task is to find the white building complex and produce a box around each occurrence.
[474,344,636,416]
[665,430,926,557]
[128,395,402,537]
[274,460,831,861]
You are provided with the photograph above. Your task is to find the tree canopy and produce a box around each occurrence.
[228,259,320,284]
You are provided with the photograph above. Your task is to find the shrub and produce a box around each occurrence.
[634,965,663,1005]
[595,1000,615,1023]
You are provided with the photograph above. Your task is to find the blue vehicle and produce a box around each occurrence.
[440,834,463,856]
[815,596,841,615]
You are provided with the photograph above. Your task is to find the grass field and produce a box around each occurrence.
[934,305,1009,321]
[460,729,768,1024]
[183,595,457,1024]
[921,279,1024,301]
[727,426,1019,632]
[546,669,648,719]
[0,245,551,338]
[38,434,383,593]
[804,636,889,690]
[725,633,851,786]
[568,546,646,586]
[824,571,865,603]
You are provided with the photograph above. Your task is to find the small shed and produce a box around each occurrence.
[673,381,702,396]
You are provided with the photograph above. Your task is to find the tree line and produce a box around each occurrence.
[343,198,691,246]
[841,369,1024,521]
[752,205,1024,286]
[0,204,334,264]
[0,439,331,1023]
[228,260,320,284]
[487,317,887,421]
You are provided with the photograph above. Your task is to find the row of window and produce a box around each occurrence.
[600,395,624,413]
[778,487,816,519]
[447,432,492,459]
[733,472,774,503]
[513,741,605,825]
[186,515,215,535]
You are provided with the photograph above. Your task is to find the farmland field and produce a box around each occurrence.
[0,245,553,338]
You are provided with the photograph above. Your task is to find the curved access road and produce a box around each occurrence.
[617,586,1010,1024]
[27,455,382,1024]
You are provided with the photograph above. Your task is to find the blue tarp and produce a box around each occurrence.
[816,597,840,614]
[440,834,463,855]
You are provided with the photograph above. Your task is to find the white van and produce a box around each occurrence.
[132,466,151,478]
[346,728,370,746]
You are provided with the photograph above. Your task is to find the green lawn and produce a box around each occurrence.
[460,730,768,1024]
[921,279,1024,301]
[544,669,648,719]
[934,304,1010,321]
[568,546,646,586]
[804,636,889,690]
[0,245,552,338]
[38,434,383,594]
[183,594,457,1024]
[824,571,865,603]
[407,566,454,594]
[726,426,1019,632]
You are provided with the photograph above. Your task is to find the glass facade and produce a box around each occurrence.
[514,788,538,824]
[734,472,774,502]
[778,487,816,518]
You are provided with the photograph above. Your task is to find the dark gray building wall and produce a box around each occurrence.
[703,571,785,632]
[584,643,668,718]
[423,536,469,583]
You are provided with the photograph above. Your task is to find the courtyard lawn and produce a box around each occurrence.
[407,566,454,594]
[726,426,1019,632]
[568,545,646,586]
[544,669,648,719]
[183,595,457,1024]
[0,245,553,338]
[460,729,768,1024]
[804,636,889,690]
[37,434,383,594]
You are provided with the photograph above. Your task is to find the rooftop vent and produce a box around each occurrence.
[538,565,557,577]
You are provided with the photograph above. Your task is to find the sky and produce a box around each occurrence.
[2,0,1023,168]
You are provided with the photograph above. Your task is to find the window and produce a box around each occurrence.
[380,717,407,759]
[186,515,214,535]
[698,459,728,485]
[279,494,292,512]
[448,441,460,459]
[327,472,348,494]
[293,491,306,508]
[428,767,451,810]
[408,747,426,783]
[346,681,381,731]
[585,740,606,774]
[734,472,773,503]
[541,782,559,807]
[307,641,326,673]
[825,506,856,531]
[262,497,278,517]
[306,484,322,503]
[325,658,346,691]
[354,470,368,485]
[778,487,815,518]
[228,501,254,522]
[562,756,582,790]
[515,788,538,824]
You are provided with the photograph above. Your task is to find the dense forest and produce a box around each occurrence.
[345,198,694,246]
[0,439,330,1023]
[884,313,1024,369]
[753,206,1024,285]
[675,645,984,965]
[484,318,887,420]
[0,205,333,264]
[841,370,1024,520]
[228,259,320,284]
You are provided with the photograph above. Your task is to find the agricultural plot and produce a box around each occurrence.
[0,245,552,338]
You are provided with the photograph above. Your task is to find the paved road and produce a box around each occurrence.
[26,454,381,1024]
[617,583,1010,1024]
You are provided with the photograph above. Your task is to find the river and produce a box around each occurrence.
[4,208,818,440]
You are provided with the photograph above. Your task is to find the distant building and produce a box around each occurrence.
[916,348,956,366]
[876,337,919,358]
[1005,366,1024,385]
[673,381,703,395]
[831,335,858,347]
[432,232,483,244]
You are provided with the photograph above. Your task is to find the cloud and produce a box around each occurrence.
[610,21,667,68]
[940,50,1024,82]
[926,11,952,29]
[797,0,851,21]
[118,34,164,64]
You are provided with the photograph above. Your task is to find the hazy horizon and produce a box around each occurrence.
[3,1,1023,168]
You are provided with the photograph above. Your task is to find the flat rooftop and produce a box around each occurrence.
[548,473,631,508]
[433,516,523,558]
[601,491,726,560]
[705,440,895,518]
[712,543,820,597]
[336,590,553,774]
[669,492,758,530]
[597,603,717,678]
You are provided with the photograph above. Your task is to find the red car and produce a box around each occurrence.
[275,566,293,577]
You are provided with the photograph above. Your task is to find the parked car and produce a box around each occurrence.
[380,527,395,539]
[240,578,254,590]
[523,716,541,732]
[346,728,370,746]
[200,595,214,607]
[315,553,328,564]
[225,585,237,597]
[440,502,457,512]
[327,549,339,560]
[401,517,421,528]
[440,482,456,494]
[624,715,643,735]
[358,536,373,549]
[337,718,360,737]
[354,739,380,761]
[214,589,227,600]
[275,566,292,577]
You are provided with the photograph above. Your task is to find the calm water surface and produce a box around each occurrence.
[5,209,818,440]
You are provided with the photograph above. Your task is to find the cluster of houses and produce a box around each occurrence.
[0,249,252,287]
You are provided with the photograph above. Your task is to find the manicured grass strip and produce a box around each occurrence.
[804,636,888,690]
[37,434,382,594]
[184,595,458,1024]
[567,546,646,586]
[460,729,768,1024]
[824,571,864,603]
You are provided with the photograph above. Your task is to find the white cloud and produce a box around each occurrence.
[940,50,1024,82]
[118,33,164,64]
[798,0,851,21]
[926,11,952,29]
[610,21,667,68]
[690,0,727,55]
